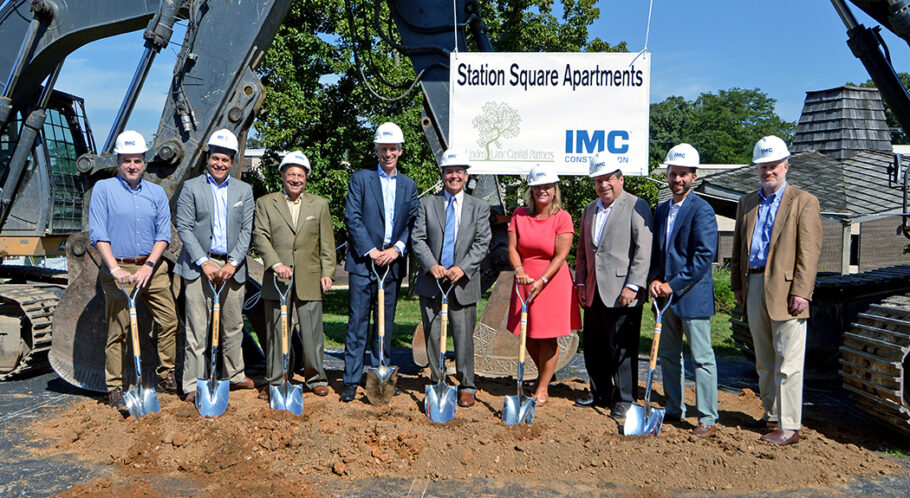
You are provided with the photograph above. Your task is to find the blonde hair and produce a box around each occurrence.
[525,182,562,216]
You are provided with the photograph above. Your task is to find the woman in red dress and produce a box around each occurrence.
[507,164,582,405]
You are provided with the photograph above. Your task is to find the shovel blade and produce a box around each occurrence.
[364,365,399,405]
[623,404,665,436]
[424,383,457,423]
[501,394,536,425]
[195,378,230,417]
[124,386,160,419]
[270,382,303,415]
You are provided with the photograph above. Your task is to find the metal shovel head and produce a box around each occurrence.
[424,382,457,423]
[501,394,537,425]
[124,385,160,419]
[270,381,303,415]
[364,364,399,405]
[195,377,230,417]
[623,404,666,436]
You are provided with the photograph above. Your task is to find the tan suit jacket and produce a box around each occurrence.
[575,190,653,308]
[253,191,336,301]
[730,185,822,321]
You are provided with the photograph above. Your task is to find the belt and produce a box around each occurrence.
[116,256,149,265]
[208,253,228,261]
[748,267,765,274]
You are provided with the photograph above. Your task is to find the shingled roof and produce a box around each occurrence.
[791,86,892,160]
[695,150,904,219]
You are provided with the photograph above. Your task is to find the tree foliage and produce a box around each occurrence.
[649,88,796,167]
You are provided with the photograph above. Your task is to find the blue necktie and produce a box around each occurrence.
[441,197,456,268]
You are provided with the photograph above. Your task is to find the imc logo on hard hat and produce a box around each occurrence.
[125,140,136,145]
[672,152,686,159]
[594,161,607,169]
[761,147,773,154]
[533,170,546,178]
[382,131,393,136]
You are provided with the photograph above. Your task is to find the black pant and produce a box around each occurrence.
[583,287,643,406]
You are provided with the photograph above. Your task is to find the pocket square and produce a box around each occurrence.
[233,201,244,207]
[306,215,316,221]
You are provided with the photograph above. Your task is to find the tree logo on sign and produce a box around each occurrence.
[472,101,521,160]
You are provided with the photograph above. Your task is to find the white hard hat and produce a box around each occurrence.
[527,163,559,186]
[588,151,622,178]
[113,130,148,155]
[279,150,311,173]
[207,128,239,155]
[665,143,699,168]
[374,122,404,144]
[439,148,470,169]
[752,136,790,164]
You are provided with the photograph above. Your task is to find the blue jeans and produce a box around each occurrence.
[657,306,718,425]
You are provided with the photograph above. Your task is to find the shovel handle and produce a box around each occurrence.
[129,303,141,360]
[280,303,289,355]
[211,300,221,348]
[377,287,385,340]
[518,310,528,363]
[439,301,448,356]
[648,321,662,370]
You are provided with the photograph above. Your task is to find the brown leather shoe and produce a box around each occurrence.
[312,385,330,397]
[230,377,255,390]
[762,429,799,446]
[744,418,778,430]
[458,391,475,407]
[157,371,177,394]
[693,423,717,438]
[184,391,196,404]
[257,387,270,401]
[108,388,127,411]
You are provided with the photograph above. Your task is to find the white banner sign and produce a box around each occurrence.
[449,52,650,176]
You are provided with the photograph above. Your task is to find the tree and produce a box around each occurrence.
[851,73,910,144]
[649,88,795,166]
[473,101,521,160]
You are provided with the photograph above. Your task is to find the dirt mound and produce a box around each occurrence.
[31,375,904,495]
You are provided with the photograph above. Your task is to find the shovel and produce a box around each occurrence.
[502,281,537,425]
[425,278,457,423]
[119,282,160,418]
[195,279,230,417]
[624,298,673,436]
[365,260,399,405]
[270,273,303,415]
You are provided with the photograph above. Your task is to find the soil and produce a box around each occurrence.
[29,374,905,496]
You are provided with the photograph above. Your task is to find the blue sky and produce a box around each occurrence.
[49,1,910,146]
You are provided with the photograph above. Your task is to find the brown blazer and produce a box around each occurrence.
[730,184,822,321]
[253,191,336,301]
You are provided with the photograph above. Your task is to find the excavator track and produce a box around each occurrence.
[0,284,65,381]
[839,293,910,438]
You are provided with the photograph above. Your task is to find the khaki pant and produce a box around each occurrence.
[101,262,179,390]
[181,262,246,393]
[746,273,807,430]
[264,297,326,388]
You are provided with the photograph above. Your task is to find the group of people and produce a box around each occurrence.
[89,122,821,447]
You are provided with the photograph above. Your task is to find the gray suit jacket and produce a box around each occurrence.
[575,189,653,308]
[411,191,491,305]
[175,174,255,283]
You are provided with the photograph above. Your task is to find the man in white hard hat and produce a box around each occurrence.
[253,151,336,400]
[175,129,256,403]
[648,143,719,438]
[574,152,653,419]
[341,122,418,402]
[411,148,491,408]
[88,130,179,413]
[731,136,822,446]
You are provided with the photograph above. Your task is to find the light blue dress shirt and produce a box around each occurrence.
[368,164,406,256]
[748,182,787,268]
[88,176,171,258]
[207,172,230,255]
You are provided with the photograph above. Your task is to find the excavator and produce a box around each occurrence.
[0,0,574,391]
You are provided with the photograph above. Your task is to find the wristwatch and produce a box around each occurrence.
[144,260,155,268]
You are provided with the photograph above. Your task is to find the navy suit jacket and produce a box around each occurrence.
[648,193,718,319]
[344,166,419,280]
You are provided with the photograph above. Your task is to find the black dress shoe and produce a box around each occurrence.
[664,412,683,422]
[340,384,357,402]
[394,388,401,396]
[575,392,595,407]
[744,418,778,430]
[610,403,631,421]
